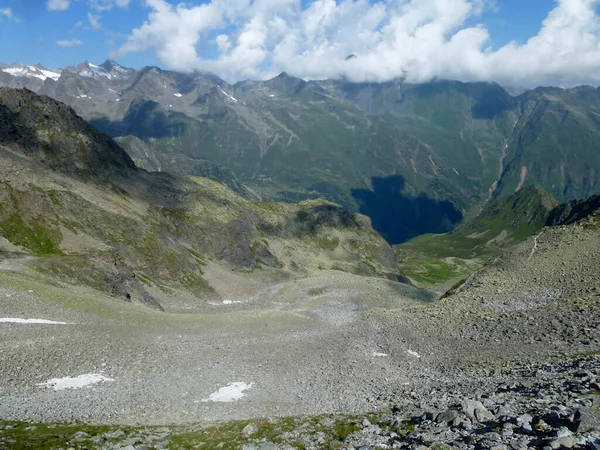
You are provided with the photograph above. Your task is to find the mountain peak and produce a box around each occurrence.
[265,71,307,96]
[100,59,134,76]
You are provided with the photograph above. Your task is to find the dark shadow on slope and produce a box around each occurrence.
[89,99,194,140]
[352,175,463,245]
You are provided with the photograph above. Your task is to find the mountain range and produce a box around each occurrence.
[2,60,600,245]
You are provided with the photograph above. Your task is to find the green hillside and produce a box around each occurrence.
[395,185,558,286]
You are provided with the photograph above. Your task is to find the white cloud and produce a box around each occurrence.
[0,8,12,20]
[47,0,130,12]
[89,0,132,11]
[116,0,600,87]
[46,0,71,11]
[88,12,101,29]
[57,38,84,47]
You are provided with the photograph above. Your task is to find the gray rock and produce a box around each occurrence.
[71,431,89,441]
[516,414,533,425]
[242,423,258,437]
[549,436,579,449]
[521,422,534,435]
[461,399,494,422]
[436,410,459,425]
[556,426,573,438]
[573,408,600,433]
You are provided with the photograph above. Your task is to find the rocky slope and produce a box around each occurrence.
[3,61,600,244]
[0,88,407,311]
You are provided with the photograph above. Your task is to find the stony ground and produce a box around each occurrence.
[0,219,599,448]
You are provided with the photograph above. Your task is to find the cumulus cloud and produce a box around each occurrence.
[57,38,84,46]
[115,0,600,87]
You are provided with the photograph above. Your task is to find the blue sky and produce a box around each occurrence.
[0,0,599,87]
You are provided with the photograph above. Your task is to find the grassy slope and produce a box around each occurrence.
[395,185,558,287]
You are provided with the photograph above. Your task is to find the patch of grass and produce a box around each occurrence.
[0,414,374,450]
[0,214,63,255]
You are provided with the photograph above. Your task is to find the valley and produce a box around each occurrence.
[0,70,598,449]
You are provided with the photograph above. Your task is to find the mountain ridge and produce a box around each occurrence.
[3,60,600,245]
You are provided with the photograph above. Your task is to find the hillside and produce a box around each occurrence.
[3,62,600,244]
[0,88,408,312]
[395,185,559,286]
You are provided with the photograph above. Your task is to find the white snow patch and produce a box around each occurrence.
[200,382,252,402]
[222,299,244,305]
[220,90,239,103]
[115,99,121,102]
[0,318,70,325]
[372,352,388,357]
[174,92,182,97]
[39,69,61,81]
[407,349,421,358]
[38,373,114,390]
[269,94,275,97]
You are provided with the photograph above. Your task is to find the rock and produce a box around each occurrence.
[573,408,600,433]
[361,418,372,427]
[549,436,579,449]
[105,430,126,439]
[516,414,533,425]
[242,423,258,437]
[521,422,534,435]
[71,431,89,441]
[436,410,459,425]
[461,399,494,422]
[556,426,573,438]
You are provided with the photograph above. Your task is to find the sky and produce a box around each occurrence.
[0,0,599,87]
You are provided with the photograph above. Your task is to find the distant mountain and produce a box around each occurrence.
[2,61,600,245]
[0,87,406,310]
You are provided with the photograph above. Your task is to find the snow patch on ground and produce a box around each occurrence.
[407,349,421,358]
[222,299,244,305]
[199,382,253,402]
[0,318,70,325]
[372,352,388,357]
[38,374,114,390]
[174,92,182,97]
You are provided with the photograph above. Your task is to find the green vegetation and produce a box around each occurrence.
[0,214,63,255]
[395,185,558,287]
[0,412,401,450]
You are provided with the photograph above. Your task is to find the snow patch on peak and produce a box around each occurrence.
[220,90,238,103]
[1,64,61,82]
